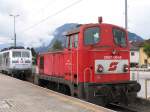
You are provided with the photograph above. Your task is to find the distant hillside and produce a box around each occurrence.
[35,46,49,53]
[35,23,144,53]
[48,23,79,49]
[128,32,143,42]
[0,44,9,49]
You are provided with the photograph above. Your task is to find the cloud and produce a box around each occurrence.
[0,0,150,49]
[0,36,12,44]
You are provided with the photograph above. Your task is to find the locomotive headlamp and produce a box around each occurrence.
[98,17,103,24]
[97,64,104,73]
[123,64,129,72]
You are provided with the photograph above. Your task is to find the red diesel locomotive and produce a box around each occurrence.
[35,17,140,105]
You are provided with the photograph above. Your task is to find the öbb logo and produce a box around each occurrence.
[108,62,118,71]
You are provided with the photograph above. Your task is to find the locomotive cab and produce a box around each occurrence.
[65,23,131,83]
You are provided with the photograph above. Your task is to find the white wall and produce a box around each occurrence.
[130,50,139,63]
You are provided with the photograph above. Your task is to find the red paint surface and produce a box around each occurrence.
[37,23,130,84]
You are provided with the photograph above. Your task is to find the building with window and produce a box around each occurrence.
[139,47,150,66]
[130,43,139,67]
[130,39,150,67]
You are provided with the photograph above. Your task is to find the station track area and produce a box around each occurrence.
[0,73,114,112]
[106,97,150,112]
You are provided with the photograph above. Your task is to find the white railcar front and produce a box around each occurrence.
[0,48,32,77]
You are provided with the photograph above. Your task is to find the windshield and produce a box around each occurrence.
[12,51,30,58]
[13,51,21,57]
[22,51,30,58]
[84,27,100,45]
[113,28,127,47]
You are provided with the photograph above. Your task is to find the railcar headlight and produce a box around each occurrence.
[97,64,104,73]
[123,64,129,72]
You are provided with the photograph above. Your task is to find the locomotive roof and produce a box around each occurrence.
[65,27,80,36]
[65,23,126,36]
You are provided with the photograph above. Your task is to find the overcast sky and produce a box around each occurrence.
[0,0,149,48]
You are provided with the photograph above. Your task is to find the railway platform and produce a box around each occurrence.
[0,73,114,112]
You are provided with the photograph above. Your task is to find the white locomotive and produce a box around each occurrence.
[0,47,32,79]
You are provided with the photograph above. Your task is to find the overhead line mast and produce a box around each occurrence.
[125,0,128,30]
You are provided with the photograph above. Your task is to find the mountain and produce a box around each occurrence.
[0,44,10,49]
[35,23,144,53]
[128,32,143,42]
[48,23,79,49]
[35,46,49,53]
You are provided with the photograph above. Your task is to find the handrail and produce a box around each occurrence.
[83,67,92,88]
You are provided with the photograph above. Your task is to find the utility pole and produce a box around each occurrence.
[10,14,19,48]
[125,0,128,30]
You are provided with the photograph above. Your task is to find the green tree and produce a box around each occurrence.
[31,48,37,65]
[31,48,37,57]
[143,43,150,65]
[52,40,63,51]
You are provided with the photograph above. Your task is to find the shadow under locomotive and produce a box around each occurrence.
[34,74,141,106]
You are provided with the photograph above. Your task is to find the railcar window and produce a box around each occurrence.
[84,27,100,45]
[22,51,30,58]
[13,51,21,57]
[74,34,78,48]
[113,28,126,47]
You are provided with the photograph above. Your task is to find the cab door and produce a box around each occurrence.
[71,34,79,83]
[64,34,78,83]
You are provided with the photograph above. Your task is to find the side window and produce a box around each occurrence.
[74,34,78,48]
[84,27,100,45]
[40,56,44,69]
[69,35,73,48]
[65,37,69,48]
[113,28,127,47]
[131,52,134,56]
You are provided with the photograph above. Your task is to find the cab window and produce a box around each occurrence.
[74,34,78,48]
[65,37,69,48]
[113,28,127,47]
[84,27,100,45]
[69,35,73,48]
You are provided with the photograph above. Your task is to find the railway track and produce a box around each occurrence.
[107,98,150,112]
[107,103,137,112]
